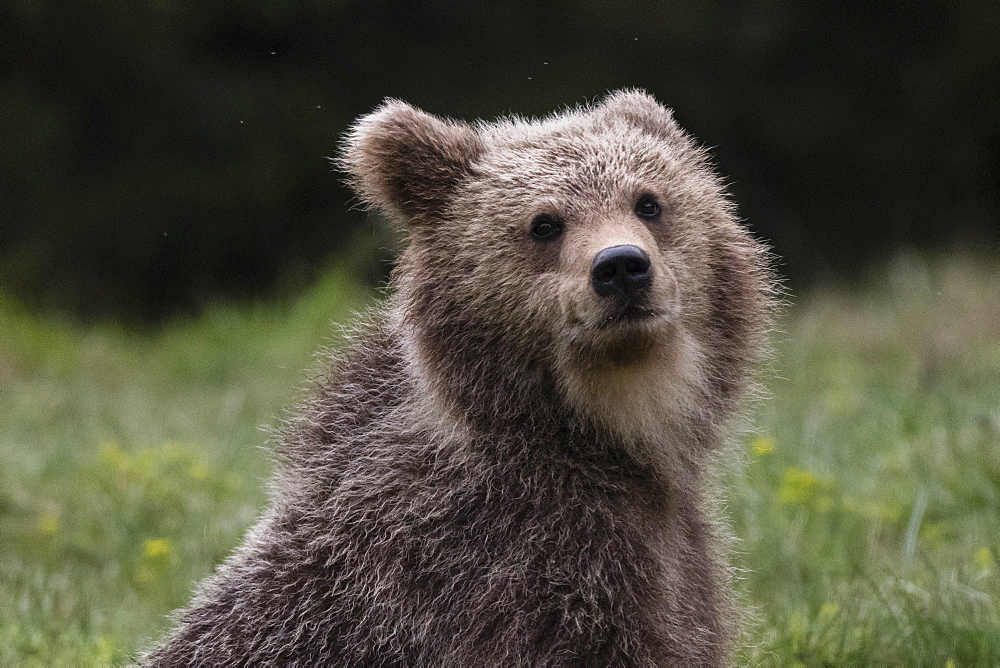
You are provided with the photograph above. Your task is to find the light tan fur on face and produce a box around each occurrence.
[556,321,709,466]
[542,207,705,460]
[555,244,707,459]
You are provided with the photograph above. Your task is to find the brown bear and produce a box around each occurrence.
[143,90,775,666]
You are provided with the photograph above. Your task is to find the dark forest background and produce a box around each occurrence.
[2,1,998,323]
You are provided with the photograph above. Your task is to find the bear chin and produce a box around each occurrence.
[570,324,665,368]
[597,332,659,367]
[555,316,708,449]
[562,306,676,367]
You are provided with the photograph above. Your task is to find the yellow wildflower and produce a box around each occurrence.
[189,463,210,480]
[38,512,60,535]
[144,538,172,558]
[100,440,126,468]
[819,602,840,619]
[778,467,820,505]
[751,437,775,456]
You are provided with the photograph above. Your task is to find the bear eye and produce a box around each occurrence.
[530,214,563,242]
[635,195,660,220]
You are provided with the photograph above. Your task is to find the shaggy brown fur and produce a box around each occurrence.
[144,90,775,666]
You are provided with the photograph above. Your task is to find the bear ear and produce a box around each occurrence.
[596,89,682,141]
[339,100,483,223]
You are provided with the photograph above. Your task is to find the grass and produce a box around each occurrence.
[731,253,1000,665]
[0,269,370,666]
[1,254,998,666]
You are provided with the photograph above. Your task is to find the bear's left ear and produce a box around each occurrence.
[596,89,682,141]
[339,100,483,223]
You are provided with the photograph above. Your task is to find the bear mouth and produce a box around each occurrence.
[566,306,671,342]
[600,304,660,327]
[560,294,675,347]
[564,317,668,368]
[561,304,675,369]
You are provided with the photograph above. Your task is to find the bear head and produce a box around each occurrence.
[340,90,772,454]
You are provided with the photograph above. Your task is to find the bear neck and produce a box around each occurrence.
[405,307,569,439]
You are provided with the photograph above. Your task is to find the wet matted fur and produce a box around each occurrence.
[143,90,776,667]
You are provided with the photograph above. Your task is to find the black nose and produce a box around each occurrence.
[590,245,653,300]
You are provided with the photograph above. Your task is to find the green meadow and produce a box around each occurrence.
[1,255,998,666]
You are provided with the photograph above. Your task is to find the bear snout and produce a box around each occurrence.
[590,245,653,302]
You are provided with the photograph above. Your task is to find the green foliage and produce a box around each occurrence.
[1,254,998,664]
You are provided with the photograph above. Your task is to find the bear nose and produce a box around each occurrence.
[590,245,653,300]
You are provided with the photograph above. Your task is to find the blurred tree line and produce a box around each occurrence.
[2,0,997,323]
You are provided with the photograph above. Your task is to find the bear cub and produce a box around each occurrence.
[145,90,774,666]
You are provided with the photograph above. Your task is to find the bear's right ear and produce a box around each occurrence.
[596,89,683,143]
[339,100,483,223]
